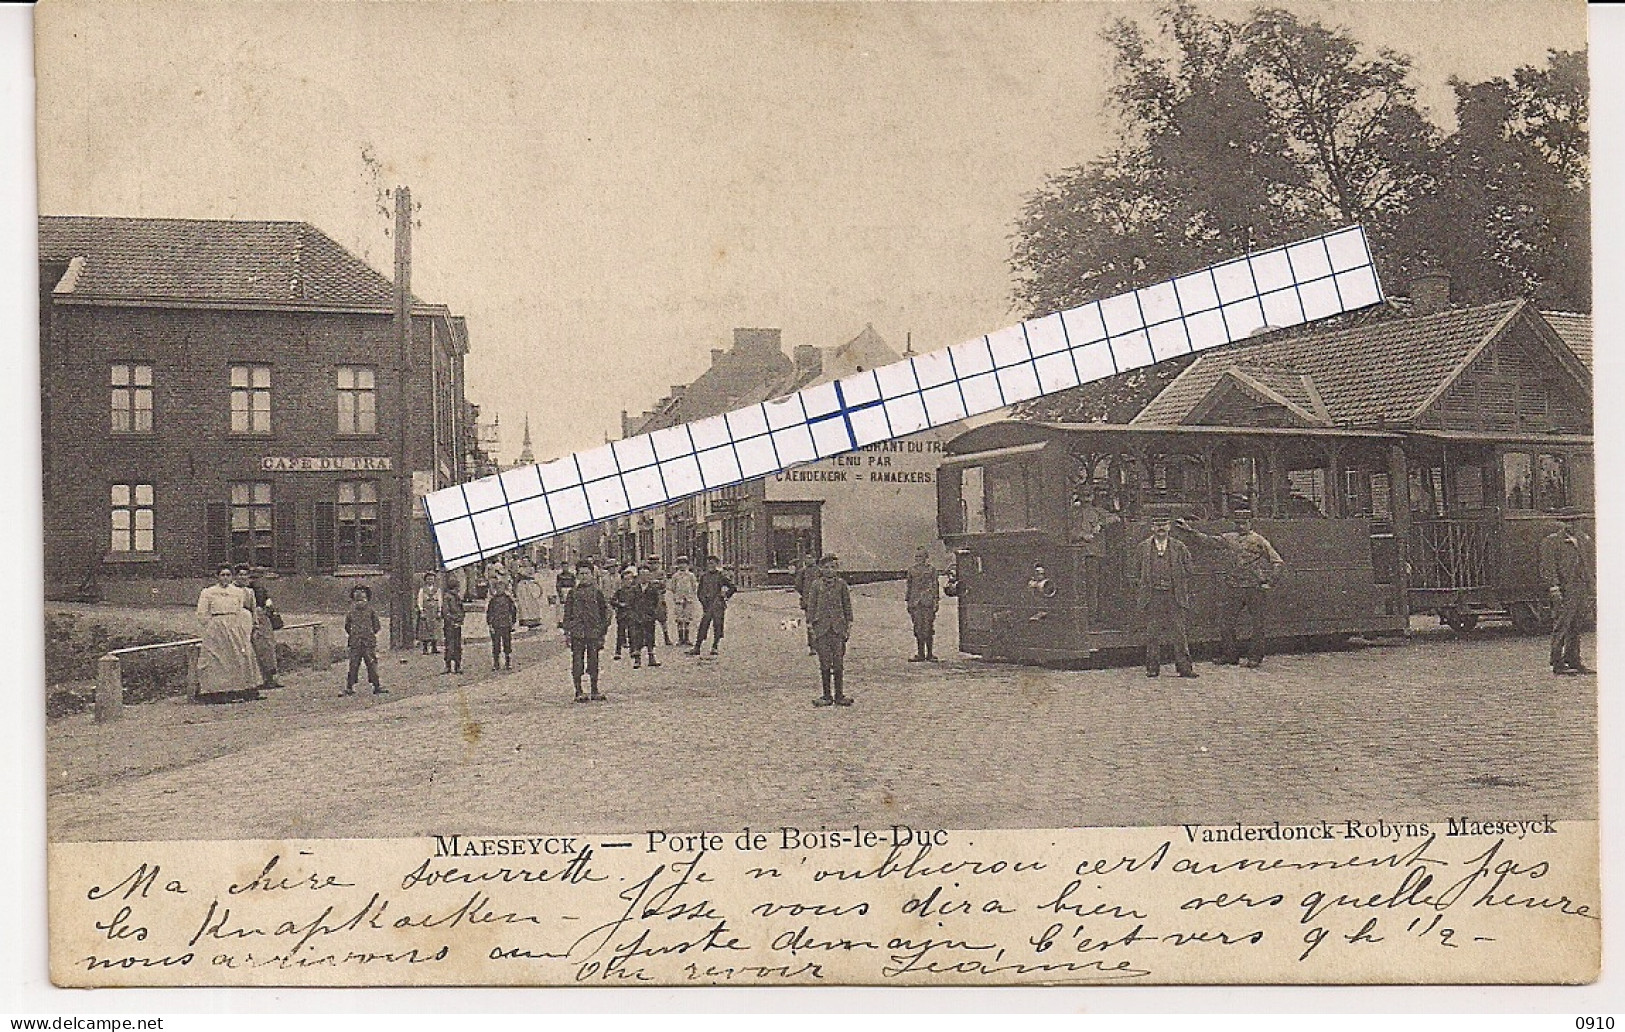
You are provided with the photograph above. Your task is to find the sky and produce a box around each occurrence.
[34,0,1587,463]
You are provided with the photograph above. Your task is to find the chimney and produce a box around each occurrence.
[793,345,823,378]
[733,327,782,354]
[1409,267,1452,316]
[710,348,725,366]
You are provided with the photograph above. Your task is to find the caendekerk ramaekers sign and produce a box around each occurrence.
[259,456,394,472]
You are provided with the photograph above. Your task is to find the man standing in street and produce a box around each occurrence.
[688,554,736,656]
[441,579,465,674]
[807,554,854,707]
[1540,507,1594,676]
[1177,509,1284,668]
[486,580,518,671]
[792,554,816,655]
[611,566,640,662]
[905,546,940,661]
[563,558,611,701]
[1133,512,1199,679]
[669,556,699,647]
[634,564,663,668]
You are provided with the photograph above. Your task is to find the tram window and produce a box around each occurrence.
[1286,468,1328,516]
[1536,453,1569,511]
[987,460,1038,532]
[1503,452,1534,511]
[1453,465,1485,511]
[962,466,987,535]
[1369,472,1391,519]
[1569,454,1594,511]
[1227,456,1261,510]
[1409,467,1444,517]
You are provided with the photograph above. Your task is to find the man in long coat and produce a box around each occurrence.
[1133,513,1199,679]
[904,546,940,661]
[807,554,854,706]
[1540,507,1594,676]
[562,559,612,701]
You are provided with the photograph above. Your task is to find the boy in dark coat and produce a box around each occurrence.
[441,581,466,674]
[806,554,854,707]
[634,565,663,668]
[611,567,640,662]
[486,581,518,670]
[341,585,386,696]
[687,555,737,656]
[563,559,612,701]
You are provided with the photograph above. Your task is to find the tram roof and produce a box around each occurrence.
[943,420,1402,456]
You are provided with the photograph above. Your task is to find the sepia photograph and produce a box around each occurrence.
[29,0,1602,988]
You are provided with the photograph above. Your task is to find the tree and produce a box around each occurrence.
[1012,4,1438,320]
[1392,50,1589,311]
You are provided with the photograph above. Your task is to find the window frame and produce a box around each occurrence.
[228,481,275,569]
[110,362,154,434]
[336,364,379,436]
[336,479,382,567]
[229,363,273,435]
[109,482,155,554]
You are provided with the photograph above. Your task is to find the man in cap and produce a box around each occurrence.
[562,558,611,701]
[807,554,854,706]
[1539,507,1594,675]
[1177,508,1284,668]
[668,555,699,646]
[687,555,736,656]
[611,565,640,662]
[1133,511,1199,679]
[792,554,817,655]
[905,546,940,661]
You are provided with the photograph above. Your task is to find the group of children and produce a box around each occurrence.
[337,548,883,708]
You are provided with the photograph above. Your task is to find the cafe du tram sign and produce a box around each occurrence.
[260,456,394,472]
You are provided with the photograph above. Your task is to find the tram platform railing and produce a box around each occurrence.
[1409,517,1498,592]
[93,619,331,725]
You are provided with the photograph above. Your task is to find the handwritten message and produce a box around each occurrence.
[49,821,1599,986]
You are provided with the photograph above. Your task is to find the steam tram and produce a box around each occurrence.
[936,421,1593,663]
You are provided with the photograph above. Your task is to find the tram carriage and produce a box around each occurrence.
[936,420,1592,663]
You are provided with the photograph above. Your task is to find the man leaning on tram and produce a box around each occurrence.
[1175,507,1285,669]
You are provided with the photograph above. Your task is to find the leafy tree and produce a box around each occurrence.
[1013,3,1437,319]
[1014,9,1589,424]
[1392,50,1589,310]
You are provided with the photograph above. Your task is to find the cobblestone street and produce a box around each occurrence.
[47,583,1596,841]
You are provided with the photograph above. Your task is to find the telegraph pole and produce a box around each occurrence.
[390,185,413,649]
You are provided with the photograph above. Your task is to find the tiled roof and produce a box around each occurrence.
[39,216,409,309]
[1541,311,1591,370]
[1197,364,1332,425]
[1134,300,1526,428]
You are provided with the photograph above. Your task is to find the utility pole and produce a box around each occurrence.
[391,185,413,650]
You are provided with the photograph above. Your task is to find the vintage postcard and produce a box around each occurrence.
[34,0,1597,987]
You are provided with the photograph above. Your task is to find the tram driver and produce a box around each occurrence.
[1175,508,1284,669]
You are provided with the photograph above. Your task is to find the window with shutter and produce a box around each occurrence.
[378,500,393,570]
[274,502,298,573]
[204,501,231,572]
[313,501,336,573]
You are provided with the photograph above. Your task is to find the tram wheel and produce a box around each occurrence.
[1508,601,1550,635]
[1442,612,1479,633]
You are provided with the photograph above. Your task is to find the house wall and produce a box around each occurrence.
[42,300,464,608]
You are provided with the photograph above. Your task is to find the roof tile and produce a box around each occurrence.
[1134,301,1525,428]
[39,216,406,309]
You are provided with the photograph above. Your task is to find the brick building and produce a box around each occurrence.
[40,216,474,610]
[559,324,957,585]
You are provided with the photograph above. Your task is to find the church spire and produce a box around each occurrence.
[517,412,535,466]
